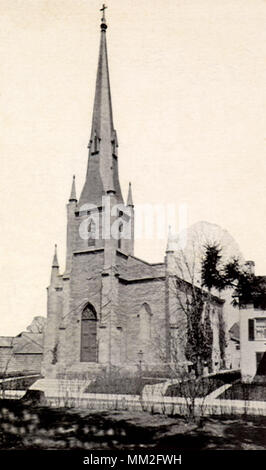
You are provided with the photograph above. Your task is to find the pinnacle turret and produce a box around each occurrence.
[50,244,60,285]
[69,175,77,202]
[52,244,59,268]
[166,226,176,253]
[127,182,134,207]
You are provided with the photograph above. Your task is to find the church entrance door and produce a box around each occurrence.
[80,305,97,362]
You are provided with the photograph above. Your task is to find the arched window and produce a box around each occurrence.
[80,304,97,362]
[139,303,152,344]
[88,219,96,247]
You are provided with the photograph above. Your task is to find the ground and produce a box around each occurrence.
[0,400,265,450]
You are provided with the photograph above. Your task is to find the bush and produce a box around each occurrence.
[0,376,40,391]
[0,371,34,379]
[220,382,266,401]
[84,367,165,395]
[165,377,225,398]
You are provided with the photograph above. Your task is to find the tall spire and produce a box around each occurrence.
[69,175,77,202]
[79,6,123,207]
[90,4,113,146]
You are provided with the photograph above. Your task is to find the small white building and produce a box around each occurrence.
[240,304,266,382]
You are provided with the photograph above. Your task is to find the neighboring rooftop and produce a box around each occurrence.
[229,322,240,342]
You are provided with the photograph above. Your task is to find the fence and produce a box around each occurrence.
[42,392,266,417]
[2,375,266,417]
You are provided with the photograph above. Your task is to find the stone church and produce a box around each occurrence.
[42,11,224,379]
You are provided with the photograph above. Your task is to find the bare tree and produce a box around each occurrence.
[166,245,217,377]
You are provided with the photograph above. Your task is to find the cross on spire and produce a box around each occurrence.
[100,4,107,23]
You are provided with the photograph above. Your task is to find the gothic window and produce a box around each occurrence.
[139,303,152,345]
[80,304,97,362]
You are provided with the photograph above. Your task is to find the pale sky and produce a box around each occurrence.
[0,0,266,335]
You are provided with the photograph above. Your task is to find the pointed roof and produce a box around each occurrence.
[229,322,240,341]
[69,175,77,202]
[78,8,123,208]
[52,244,59,268]
[127,182,134,207]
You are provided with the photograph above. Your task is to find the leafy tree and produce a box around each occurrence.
[201,243,225,291]
[201,243,266,310]
[222,258,241,286]
[233,274,266,309]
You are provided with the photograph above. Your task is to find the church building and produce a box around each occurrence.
[42,9,224,379]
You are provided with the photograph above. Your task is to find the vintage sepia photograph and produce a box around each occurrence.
[0,0,266,463]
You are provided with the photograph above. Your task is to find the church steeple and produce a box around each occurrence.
[79,5,123,208]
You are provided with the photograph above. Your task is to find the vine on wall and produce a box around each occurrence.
[218,310,227,368]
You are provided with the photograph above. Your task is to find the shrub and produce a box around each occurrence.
[1,376,40,391]
[84,367,165,395]
[220,382,266,401]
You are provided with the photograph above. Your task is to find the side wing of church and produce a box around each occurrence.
[42,12,225,379]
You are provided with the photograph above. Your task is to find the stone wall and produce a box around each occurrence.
[118,278,166,364]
